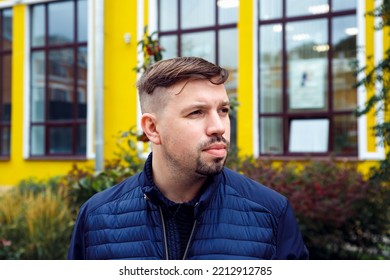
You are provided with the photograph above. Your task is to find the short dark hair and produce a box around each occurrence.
[136,57,229,113]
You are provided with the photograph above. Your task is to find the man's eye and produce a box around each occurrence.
[221,107,230,114]
[190,110,202,115]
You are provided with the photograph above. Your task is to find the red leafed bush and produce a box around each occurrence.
[230,157,390,259]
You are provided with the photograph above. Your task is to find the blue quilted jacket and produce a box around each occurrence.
[68,158,308,260]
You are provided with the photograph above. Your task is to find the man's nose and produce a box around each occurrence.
[206,112,226,136]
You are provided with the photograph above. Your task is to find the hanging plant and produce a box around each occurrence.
[134,26,165,74]
[134,26,165,142]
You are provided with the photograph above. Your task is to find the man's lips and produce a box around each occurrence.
[202,144,227,157]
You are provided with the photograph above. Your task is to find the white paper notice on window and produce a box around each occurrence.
[289,58,326,110]
[289,119,329,153]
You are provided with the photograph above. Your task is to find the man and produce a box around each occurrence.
[68,57,309,260]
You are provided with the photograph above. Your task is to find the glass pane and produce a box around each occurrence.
[49,1,74,45]
[48,49,74,121]
[76,124,86,154]
[159,0,178,31]
[259,24,282,113]
[159,35,178,59]
[259,0,282,20]
[2,9,12,50]
[219,28,238,148]
[289,119,329,153]
[31,51,45,122]
[286,19,328,111]
[1,126,10,155]
[181,0,215,29]
[333,114,357,155]
[182,31,215,63]
[287,0,329,17]
[49,126,72,154]
[260,117,283,154]
[332,0,356,11]
[78,47,87,119]
[31,5,45,47]
[332,15,357,111]
[219,28,238,96]
[2,54,11,122]
[77,0,88,42]
[218,0,238,24]
[31,125,45,156]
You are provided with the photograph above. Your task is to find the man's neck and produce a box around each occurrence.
[151,155,207,203]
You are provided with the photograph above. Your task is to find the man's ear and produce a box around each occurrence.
[140,113,161,145]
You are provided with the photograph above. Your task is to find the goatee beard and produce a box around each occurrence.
[195,136,230,176]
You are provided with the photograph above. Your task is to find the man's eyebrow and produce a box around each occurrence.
[180,103,209,113]
[180,100,230,113]
[221,100,230,106]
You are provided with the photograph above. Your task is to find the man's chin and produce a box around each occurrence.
[195,158,226,176]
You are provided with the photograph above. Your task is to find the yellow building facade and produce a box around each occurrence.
[0,0,388,187]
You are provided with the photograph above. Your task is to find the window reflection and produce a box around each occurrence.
[77,0,88,42]
[1,127,10,155]
[260,117,283,154]
[333,115,357,155]
[31,52,45,122]
[259,0,282,20]
[286,19,328,112]
[48,1,74,44]
[259,24,282,113]
[287,0,328,17]
[77,124,86,154]
[182,31,215,62]
[218,0,238,24]
[48,49,74,121]
[159,35,178,59]
[30,0,87,157]
[332,15,357,111]
[332,0,356,11]
[257,0,358,156]
[2,9,12,50]
[78,47,87,119]
[181,0,215,29]
[49,126,72,154]
[159,0,177,31]
[0,8,12,157]
[31,125,45,156]
[31,5,45,47]
[2,55,11,122]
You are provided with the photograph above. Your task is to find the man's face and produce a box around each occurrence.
[156,79,231,177]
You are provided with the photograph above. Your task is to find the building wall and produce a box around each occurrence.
[236,0,386,175]
[0,0,140,187]
[0,0,387,187]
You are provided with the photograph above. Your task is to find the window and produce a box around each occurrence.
[0,9,12,157]
[157,0,239,145]
[30,0,87,157]
[258,0,357,156]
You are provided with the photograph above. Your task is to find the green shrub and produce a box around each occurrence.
[0,180,73,259]
[61,127,146,211]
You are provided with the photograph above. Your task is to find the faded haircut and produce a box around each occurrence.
[136,57,229,113]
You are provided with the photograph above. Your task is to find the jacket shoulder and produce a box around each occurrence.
[79,173,142,215]
[222,168,288,216]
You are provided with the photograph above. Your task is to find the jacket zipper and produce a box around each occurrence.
[158,206,169,260]
[159,205,198,260]
[182,219,197,260]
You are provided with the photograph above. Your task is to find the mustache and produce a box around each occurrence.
[199,136,230,150]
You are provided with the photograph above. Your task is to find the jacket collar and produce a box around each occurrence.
[140,153,224,217]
